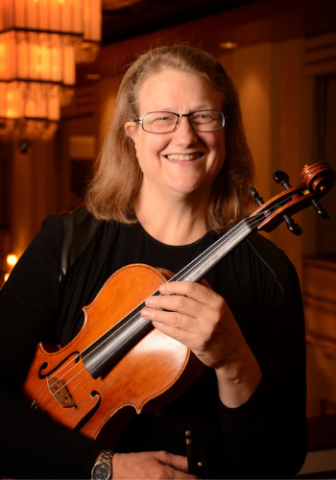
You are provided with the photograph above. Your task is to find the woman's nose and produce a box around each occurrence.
[173,116,198,145]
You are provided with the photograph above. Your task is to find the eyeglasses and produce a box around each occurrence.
[134,110,226,134]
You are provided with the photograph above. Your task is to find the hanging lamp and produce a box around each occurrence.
[0,0,101,141]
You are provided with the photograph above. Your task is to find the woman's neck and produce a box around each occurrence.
[134,187,210,246]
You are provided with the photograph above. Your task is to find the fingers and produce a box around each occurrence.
[143,295,204,329]
[159,281,224,316]
[157,451,188,472]
[160,281,216,303]
[141,288,223,354]
[142,281,224,329]
[152,451,199,479]
[112,451,198,479]
[141,302,202,345]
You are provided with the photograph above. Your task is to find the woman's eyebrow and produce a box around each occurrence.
[148,104,217,112]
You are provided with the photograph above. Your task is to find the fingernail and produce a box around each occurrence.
[141,308,151,318]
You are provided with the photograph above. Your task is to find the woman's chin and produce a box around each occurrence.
[167,181,211,198]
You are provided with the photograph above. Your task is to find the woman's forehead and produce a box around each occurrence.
[136,69,224,111]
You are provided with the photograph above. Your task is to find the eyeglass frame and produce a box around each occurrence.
[133,109,227,134]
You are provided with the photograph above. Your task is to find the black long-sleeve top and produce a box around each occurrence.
[0,212,307,479]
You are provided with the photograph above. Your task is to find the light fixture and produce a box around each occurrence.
[3,252,18,283]
[7,253,18,266]
[0,0,101,142]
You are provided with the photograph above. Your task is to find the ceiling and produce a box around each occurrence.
[76,0,336,83]
[101,0,259,46]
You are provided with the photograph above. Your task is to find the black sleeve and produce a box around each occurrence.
[219,255,307,479]
[0,216,103,479]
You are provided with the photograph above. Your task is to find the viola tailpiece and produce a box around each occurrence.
[21,161,336,447]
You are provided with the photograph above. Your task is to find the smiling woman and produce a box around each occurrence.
[86,45,255,234]
[123,70,226,242]
[0,44,307,480]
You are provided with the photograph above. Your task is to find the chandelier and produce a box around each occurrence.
[0,0,101,141]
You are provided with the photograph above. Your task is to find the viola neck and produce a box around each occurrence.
[82,217,254,378]
[170,217,253,283]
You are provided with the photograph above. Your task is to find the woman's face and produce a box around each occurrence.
[125,69,226,200]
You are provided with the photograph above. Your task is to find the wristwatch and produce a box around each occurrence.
[91,449,114,480]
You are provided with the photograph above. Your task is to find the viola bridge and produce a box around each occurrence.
[47,377,76,408]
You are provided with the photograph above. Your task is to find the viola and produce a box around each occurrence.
[22,162,336,446]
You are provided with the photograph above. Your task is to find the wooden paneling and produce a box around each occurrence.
[305,32,336,76]
[303,257,336,417]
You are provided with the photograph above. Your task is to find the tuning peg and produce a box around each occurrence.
[273,170,292,189]
[273,170,302,235]
[311,198,330,220]
[284,216,303,236]
[249,186,264,206]
[272,169,303,235]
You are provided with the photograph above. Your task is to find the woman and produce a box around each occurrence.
[0,45,307,479]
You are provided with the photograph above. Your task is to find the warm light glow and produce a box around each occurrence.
[0,0,101,141]
[85,73,101,80]
[4,273,10,282]
[219,41,239,50]
[7,254,18,266]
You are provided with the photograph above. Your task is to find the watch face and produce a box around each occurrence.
[92,463,110,480]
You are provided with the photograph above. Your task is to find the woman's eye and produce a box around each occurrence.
[153,116,174,123]
[193,114,212,122]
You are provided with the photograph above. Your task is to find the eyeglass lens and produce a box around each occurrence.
[141,110,225,133]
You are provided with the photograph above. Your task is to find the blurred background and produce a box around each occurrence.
[1,0,336,475]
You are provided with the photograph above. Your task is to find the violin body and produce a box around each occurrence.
[22,265,204,442]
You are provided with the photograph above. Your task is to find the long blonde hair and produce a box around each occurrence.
[85,44,255,232]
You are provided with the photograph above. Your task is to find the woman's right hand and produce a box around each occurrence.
[112,451,199,479]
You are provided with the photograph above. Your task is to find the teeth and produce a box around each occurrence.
[166,153,201,161]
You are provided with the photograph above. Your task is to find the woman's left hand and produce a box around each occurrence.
[141,281,262,407]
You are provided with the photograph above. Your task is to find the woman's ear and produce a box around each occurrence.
[124,121,138,142]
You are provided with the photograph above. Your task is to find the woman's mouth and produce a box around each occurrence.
[165,153,203,161]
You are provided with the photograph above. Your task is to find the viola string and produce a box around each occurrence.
[32,351,87,408]
[47,370,96,417]
[33,361,77,409]
[31,381,50,408]
[33,355,83,407]
[36,187,308,411]
[38,359,87,412]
